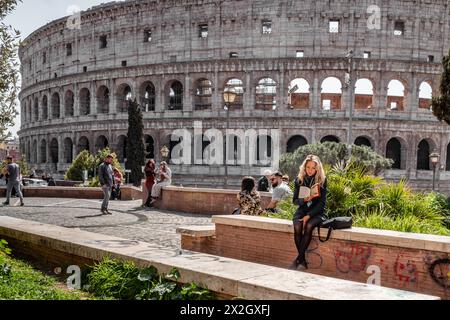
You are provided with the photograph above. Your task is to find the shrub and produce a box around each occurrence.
[64,150,94,181]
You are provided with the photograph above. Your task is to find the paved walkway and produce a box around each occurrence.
[0,197,212,250]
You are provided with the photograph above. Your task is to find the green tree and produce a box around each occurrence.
[0,0,21,143]
[279,142,393,179]
[64,150,95,181]
[431,50,450,124]
[125,99,145,187]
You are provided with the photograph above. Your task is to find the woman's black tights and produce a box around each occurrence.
[293,216,323,264]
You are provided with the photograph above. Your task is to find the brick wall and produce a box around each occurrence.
[180,217,450,299]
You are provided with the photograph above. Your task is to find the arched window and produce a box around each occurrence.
[354,136,372,148]
[65,90,74,117]
[288,78,310,109]
[387,80,406,111]
[64,137,73,163]
[116,135,127,163]
[321,135,340,143]
[40,139,47,163]
[77,136,90,154]
[321,77,342,110]
[194,134,212,164]
[256,78,277,110]
[386,138,402,169]
[446,143,450,171]
[287,135,308,153]
[97,86,110,114]
[224,78,244,109]
[418,82,432,110]
[50,138,59,164]
[225,135,242,165]
[140,82,155,112]
[32,140,38,164]
[144,135,155,159]
[194,79,212,110]
[168,135,182,163]
[117,84,132,113]
[256,135,272,164]
[79,88,91,115]
[42,95,48,120]
[417,139,430,170]
[95,135,109,151]
[354,78,374,109]
[168,81,183,110]
[51,93,60,119]
[34,98,39,121]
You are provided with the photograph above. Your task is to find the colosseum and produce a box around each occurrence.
[18,0,450,191]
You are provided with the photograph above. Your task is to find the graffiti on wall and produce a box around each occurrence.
[333,243,372,273]
[305,239,323,269]
[393,253,419,287]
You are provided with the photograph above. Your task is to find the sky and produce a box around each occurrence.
[4,0,118,138]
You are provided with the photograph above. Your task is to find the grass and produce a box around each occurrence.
[0,251,90,300]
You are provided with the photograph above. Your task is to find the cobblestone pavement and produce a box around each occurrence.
[0,198,213,250]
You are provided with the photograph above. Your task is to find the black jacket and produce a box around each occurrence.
[292,176,327,218]
[257,176,270,192]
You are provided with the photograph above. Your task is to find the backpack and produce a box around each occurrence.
[317,216,353,242]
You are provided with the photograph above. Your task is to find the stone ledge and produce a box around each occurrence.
[211,215,450,253]
[176,225,216,237]
[0,216,437,300]
[163,186,271,197]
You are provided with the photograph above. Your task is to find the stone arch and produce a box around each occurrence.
[40,139,47,163]
[354,78,374,109]
[95,135,109,151]
[26,140,31,163]
[140,81,156,112]
[288,78,310,109]
[354,136,373,148]
[194,78,213,110]
[144,135,155,159]
[255,77,277,110]
[446,143,450,171]
[79,88,91,115]
[321,77,342,110]
[418,81,432,110]
[387,79,406,111]
[65,90,74,117]
[33,97,39,121]
[49,138,59,164]
[22,101,27,124]
[224,78,244,109]
[116,83,132,113]
[287,135,308,153]
[225,134,243,164]
[194,134,212,163]
[97,85,110,114]
[63,137,73,163]
[116,135,127,163]
[321,135,340,143]
[256,135,273,164]
[42,95,48,120]
[51,92,60,119]
[386,137,406,170]
[417,139,434,171]
[168,134,183,163]
[77,136,90,154]
[32,139,38,164]
[166,80,183,110]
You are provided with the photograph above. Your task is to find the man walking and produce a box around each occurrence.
[98,154,114,215]
[2,156,24,206]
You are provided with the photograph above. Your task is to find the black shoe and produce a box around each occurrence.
[20,203,24,206]
[297,261,308,271]
[2,202,9,206]
[101,209,107,214]
[106,210,112,215]
[289,258,300,270]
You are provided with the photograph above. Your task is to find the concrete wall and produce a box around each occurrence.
[179,215,450,299]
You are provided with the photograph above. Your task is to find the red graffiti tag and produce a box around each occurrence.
[394,253,418,286]
[334,244,372,273]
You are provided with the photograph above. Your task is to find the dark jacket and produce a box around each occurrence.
[99,162,114,187]
[257,176,270,192]
[292,175,327,218]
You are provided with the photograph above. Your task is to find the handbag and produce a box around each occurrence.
[317,216,353,242]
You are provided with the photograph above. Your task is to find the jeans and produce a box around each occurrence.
[102,186,111,210]
[6,181,24,204]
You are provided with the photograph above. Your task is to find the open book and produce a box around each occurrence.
[298,183,321,199]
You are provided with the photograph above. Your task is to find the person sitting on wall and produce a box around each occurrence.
[148,161,172,207]
[290,154,328,271]
[282,174,290,184]
[47,176,56,186]
[236,176,264,216]
[265,171,292,213]
[257,169,272,192]
[143,159,156,207]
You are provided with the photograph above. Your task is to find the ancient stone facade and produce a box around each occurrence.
[18,0,450,191]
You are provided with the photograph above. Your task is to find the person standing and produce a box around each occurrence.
[2,156,24,206]
[290,155,327,270]
[98,154,114,215]
[111,167,123,200]
[144,159,156,207]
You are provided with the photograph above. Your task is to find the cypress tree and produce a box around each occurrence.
[431,50,450,125]
[125,99,145,186]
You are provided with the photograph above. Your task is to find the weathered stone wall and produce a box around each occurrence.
[17,0,450,192]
